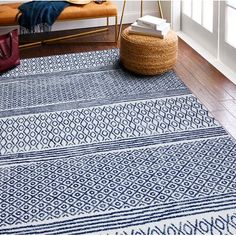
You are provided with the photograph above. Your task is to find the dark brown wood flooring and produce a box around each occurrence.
[19,25,236,139]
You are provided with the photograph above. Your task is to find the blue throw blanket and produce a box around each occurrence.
[18,1,70,33]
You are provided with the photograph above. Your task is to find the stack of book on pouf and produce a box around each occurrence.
[120,14,178,75]
[130,15,170,39]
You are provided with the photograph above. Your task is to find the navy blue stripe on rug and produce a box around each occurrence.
[0,127,227,166]
[1,193,236,234]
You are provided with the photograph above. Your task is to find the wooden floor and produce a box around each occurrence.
[19,25,236,140]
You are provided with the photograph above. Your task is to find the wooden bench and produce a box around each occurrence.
[0,1,118,48]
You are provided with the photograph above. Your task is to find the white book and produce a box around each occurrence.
[129,28,165,39]
[131,22,170,36]
[137,15,166,30]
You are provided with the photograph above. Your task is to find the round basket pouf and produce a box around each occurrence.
[120,27,178,75]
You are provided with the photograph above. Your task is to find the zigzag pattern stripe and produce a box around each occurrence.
[111,210,236,235]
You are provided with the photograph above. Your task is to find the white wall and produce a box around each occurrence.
[0,0,166,34]
[52,1,161,31]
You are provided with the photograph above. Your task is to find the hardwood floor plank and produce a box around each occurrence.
[211,109,236,140]
[178,39,236,100]
[178,48,234,101]
[173,61,225,112]
[221,100,236,119]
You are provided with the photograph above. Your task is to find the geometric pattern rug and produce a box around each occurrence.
[0,49,236,234]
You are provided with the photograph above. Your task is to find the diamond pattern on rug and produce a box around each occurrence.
[0,95,217,155]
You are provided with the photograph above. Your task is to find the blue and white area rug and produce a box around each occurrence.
[1,49,236,235]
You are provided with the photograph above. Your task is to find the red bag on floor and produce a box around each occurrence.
[0,29,20,72]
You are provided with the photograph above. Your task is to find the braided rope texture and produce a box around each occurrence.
[120,27,178,75]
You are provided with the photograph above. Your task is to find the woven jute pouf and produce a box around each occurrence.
[120,27,178,75]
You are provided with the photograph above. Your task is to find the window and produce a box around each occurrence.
[181,0,236,76]
[225,0,236,48]
[182,0,213,32]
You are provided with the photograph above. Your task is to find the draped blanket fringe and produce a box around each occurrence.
[18,1,70,34]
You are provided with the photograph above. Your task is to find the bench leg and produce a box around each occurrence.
[140,0,143,17]
[117,0,127,41]
[158,0,163,19]
[115,15,118,43]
